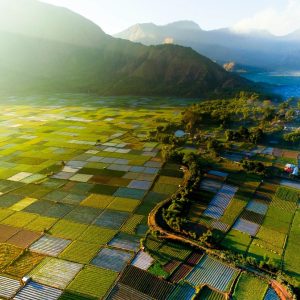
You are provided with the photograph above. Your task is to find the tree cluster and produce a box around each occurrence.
[283,130,300,144]
[225,126,264,144]
[242,159,266,175]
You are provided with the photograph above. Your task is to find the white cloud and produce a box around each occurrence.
[233,0,300,36]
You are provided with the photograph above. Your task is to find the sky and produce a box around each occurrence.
[40,0,300,36]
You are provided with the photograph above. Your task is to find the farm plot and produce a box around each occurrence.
[28,257,83,289]
[221,229,252,254]
[117,265,175,300]
[284,210,300,281]
[186,255,239,292]
[247,241,282,266]
[49,220,88,240]
[107,197,140,212]
[0,243,22,270]
[4,251,44,278]
[246,200,269,215]
[108,232,140,252]
[59,291,98,300]
[78,225,117,244]
[106,283,154,300]
[196,286,226,300]
[159,242,192,262]
[232,273,268,300]
[163,260,181,273]
[6,229,41,248]
[59,241,100,264]
[0,275,22,299]
[80,194,114,209]
[30,235,71,256]
[239,210,265,225]
[112,185,145,199]
[220,178,259,227]
[25,216,57,232]
[93,210,129,229]
[199,179,223,193]
[233,218,260,236]
[66,266,118,299]
[92,247,133,272]
[167,282,196,300]
[255,226,286,252]
[131,251,154,270]
[186,251,203,266]
[121,214,144,234]
[169,264,193,283]
[0,224,20,242]
[1,211,38,228]
[63,206,101,224]
[14,282,63,300]
[203,184,238,219]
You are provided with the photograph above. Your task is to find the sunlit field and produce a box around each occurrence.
[0,94,188,298]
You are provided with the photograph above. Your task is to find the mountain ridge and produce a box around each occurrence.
[0,0,249,97]
[115,21,300,71]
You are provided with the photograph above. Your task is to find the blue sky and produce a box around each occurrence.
[40,0,299,35]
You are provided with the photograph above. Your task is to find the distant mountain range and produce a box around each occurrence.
[0,0,249,97]
[115,21,300,72]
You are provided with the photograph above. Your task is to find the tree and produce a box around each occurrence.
[225,129,234,141]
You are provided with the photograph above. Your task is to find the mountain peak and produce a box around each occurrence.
[165,20,201,31]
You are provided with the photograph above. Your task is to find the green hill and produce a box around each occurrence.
[0,0,249,97]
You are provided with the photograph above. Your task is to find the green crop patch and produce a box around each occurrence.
[1,211,38,228]
[89,184,118,195]
[78,225,117,244]
[107,197,141,212]
[49,220,88,240]
[59,291,97,300]
[233,273,268,300]
[121,214,144,234]
[221,229,252,254]
[80,194,114,209]
[60,241,100,264]
[25,216,57,232]
[67,266,118,299]
[159,242,192,262]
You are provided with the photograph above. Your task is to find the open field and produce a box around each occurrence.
[0,95,294,299]
[0,95,187,298]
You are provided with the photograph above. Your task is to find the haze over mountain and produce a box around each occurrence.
[115,21,300,72]
[0,0,248,97]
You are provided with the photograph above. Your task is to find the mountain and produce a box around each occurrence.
[115,21,300,71]
[0,0,248,97]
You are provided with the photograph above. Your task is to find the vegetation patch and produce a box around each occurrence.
[232,272,268,300]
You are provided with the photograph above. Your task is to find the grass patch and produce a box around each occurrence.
[232,272,268,300]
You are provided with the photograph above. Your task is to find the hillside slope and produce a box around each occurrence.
[115,21,300,71]
[0,0,249,97]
